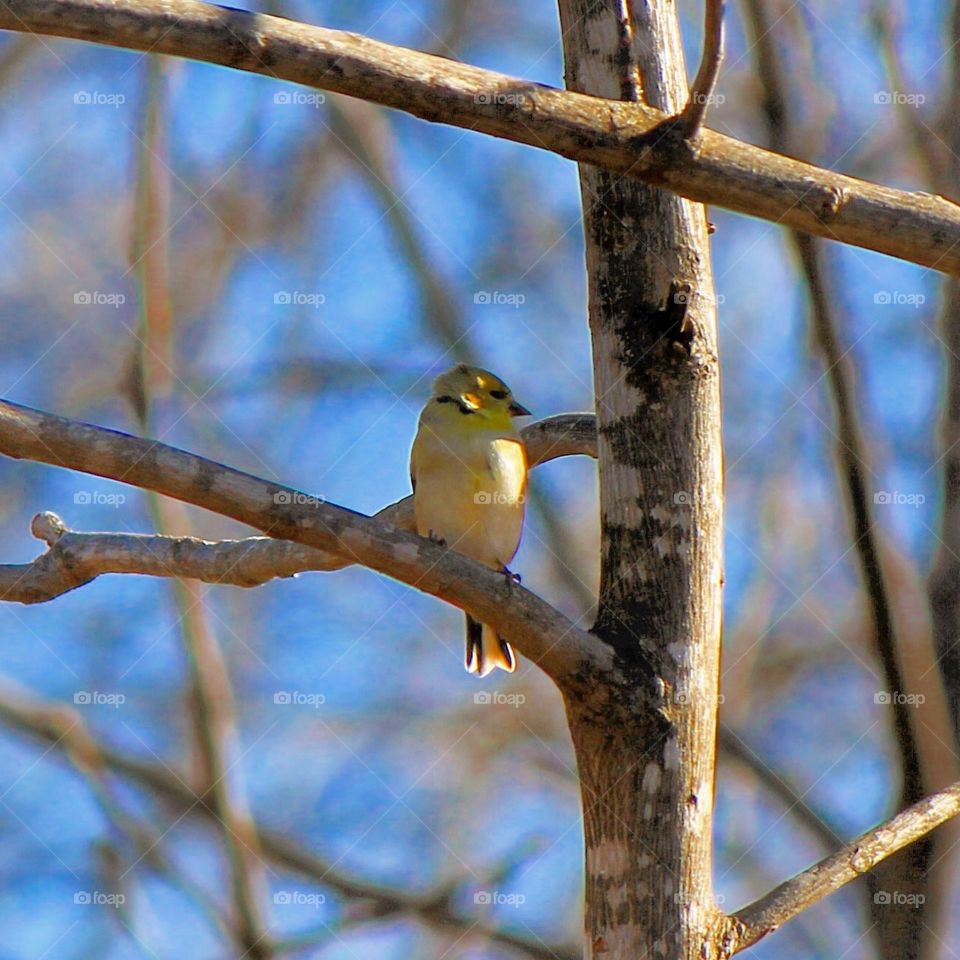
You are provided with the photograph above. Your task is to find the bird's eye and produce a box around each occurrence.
[490,390,508,400]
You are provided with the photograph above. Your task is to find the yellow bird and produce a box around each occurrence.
[410,364,531,677]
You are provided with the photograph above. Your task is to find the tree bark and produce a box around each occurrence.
[557,2,724,957]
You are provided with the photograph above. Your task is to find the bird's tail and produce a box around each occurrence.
[465,614,516,677]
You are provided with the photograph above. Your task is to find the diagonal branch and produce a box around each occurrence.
[3,0,960,274]
[0,682,580,960]
[0,400,605,689]
[727,778,960,952]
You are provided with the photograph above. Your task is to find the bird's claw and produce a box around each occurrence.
[427,530,447,547]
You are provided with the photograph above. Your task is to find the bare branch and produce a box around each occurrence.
[3,0,960,273]
[728,779,960,951]
[680,0,725,138]
[0,683,580,960]
[0,414,598,602]
[0,400,605,689]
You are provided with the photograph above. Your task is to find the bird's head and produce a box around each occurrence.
[428,364,530,427]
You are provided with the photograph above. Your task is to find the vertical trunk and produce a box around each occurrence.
[556,2,724,957]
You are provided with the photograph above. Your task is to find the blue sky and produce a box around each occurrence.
[0,1,952,957]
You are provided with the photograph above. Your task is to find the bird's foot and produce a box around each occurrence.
[501,566,522,586]
[427,530,447,547]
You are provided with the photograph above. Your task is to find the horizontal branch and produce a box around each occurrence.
[0,682,579,960]
[728,779,960,951]
[0,414,598,601]
[0,400,606,689]
[3,0,960,274]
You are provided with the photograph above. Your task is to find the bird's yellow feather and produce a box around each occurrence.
[409,364,530,676]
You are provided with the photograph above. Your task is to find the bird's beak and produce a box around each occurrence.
[508,399,532,417]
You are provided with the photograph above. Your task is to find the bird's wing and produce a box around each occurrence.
[486,437,527,498]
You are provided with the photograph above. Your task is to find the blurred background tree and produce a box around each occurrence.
[0,0,958,958]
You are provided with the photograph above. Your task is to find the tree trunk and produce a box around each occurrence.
[557,1,724,957]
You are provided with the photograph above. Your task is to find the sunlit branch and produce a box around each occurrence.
[2,0,960,273]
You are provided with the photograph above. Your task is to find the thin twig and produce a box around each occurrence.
[869,5,946,191]
[680,0,725,138]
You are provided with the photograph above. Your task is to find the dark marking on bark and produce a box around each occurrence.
[193,458,221,495]
[627,115,698,167]
[580,0,613,21]
[655,280,696,352]
[614,17,637,103]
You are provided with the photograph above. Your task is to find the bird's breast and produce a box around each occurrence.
[412,430,526,568]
